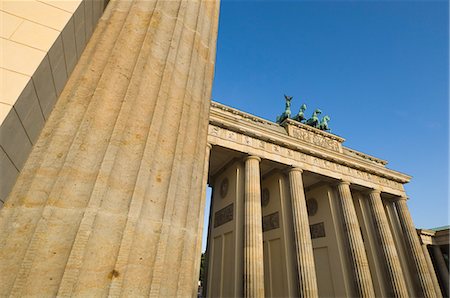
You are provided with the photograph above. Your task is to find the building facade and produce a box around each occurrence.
[205,101,442,297]
[0,1,444,297]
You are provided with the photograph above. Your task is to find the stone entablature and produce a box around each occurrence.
[208,101,410,196]
[282,118,344,153]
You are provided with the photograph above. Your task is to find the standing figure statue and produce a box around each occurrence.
[276,95,293,123]
[306,109,322,128]
[319,115,331,131]
[293,103,307,122]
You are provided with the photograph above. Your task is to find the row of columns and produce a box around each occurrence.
[240,154,439,298]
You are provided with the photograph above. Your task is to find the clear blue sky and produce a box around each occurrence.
[203,0,448,251]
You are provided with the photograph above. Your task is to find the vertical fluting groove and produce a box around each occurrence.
[6,1,138,296]
[188,144,213,297]
[173,1,220,294]
[367,190,408,297]
[1,13,103,218]
[337,181,375,297]
[0,0,220,296]
[107,1,189,296]
[57,1,162,296]
[422,245,443,297]
[0,0,121,215]
[395,199,437,298]
[185,6,221,288]
[107,3,191,296]
[0,0,125,262]
[244,156,264,298]
[136,2,193,296]
[146,1,211,296]
[431,246,448,297]
[288,168,318,298]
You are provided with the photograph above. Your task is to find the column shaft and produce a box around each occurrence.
[367,190,408,297]
[337,181,375,297]
[422,245,443,297]
[395,199,436,297]
[432,246,449,297]
[288,168,318,297]
[0,0,220,296]
[244,156,265,298]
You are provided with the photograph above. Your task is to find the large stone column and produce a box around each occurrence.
[422,244,443,297]
[191,143,213,296]
[431,246,449,297]
[288,168,318,297]
[337,181,375,297]
[395,198,437,297]
[0,0,220,296]
[367,190,408,297]
[244,156,265,297]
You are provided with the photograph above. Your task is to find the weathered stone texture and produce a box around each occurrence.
[367,190,408,297]
[288,167,318,297]
[244,156,265,297]
[395,198,437,297]
[337,181,375,297]
[0,0,220,296]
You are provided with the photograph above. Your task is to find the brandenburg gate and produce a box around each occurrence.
[204,101,440,297]
[0,0,441,297]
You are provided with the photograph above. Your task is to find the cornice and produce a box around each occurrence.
[209,101,411,184]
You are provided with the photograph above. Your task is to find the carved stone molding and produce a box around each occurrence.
[283,118,344,153]
[208,124,406,194]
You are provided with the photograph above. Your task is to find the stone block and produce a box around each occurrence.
[0,38,46,76]
[74,1,87,59]
[0,11,23,39]
[84,0,94,39]
[10,20,60,52]
[48,36,68,96]
[14,80,45,144]
[1,0,71,31]
[37,0,82,13]
[0,108,32,170]
[61,17,78,75]
[0,103,11,126]
[0,147,19,203]
[0,68,30,106]
[32,56,57,120]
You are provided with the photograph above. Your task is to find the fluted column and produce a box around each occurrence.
[288,168,318,297]
[244,156,265,298]
[367,190,408,297]
[395,198,437,297]
[422,244,443,297]
[337,181,375,297]
[432,246,449,297]
[0,0,220,296]
[189,143,213,297]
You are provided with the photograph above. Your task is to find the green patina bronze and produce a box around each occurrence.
[276,96,332,132]
[306,109,322,128]
[276,95,293,123]
[292,103,307,122]
[319,115,331,132]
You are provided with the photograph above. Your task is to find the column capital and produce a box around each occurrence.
[338,180,351,186]
[367,189,382,196]
[288,167,303,174]
[244,155,261,163]
[206,143,212,149]
[395,196,408,202]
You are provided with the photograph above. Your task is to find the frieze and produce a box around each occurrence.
[207,124,405,192]
[291,126,341,152]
